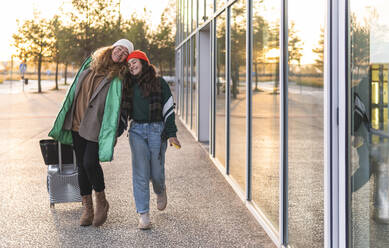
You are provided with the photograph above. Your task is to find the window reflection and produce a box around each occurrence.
[205,0,214,21]
[198,0,205,25]
[350,2,389,247]
[215,12,226,167]
[251,0,280,231]
[216,0,225,12]
[180,48,184,116]
[186,42,190,124]
[193,0,197,30]
[192,36,197,134]
[183,43,187,121]
[184,0,187,38]
[229,0,246,191]
[288,0,325,247]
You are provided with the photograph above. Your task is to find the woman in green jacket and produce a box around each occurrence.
[49,39,133,227]
[123,50,181,229]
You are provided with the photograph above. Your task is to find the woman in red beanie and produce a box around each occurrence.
[122,50,181,229]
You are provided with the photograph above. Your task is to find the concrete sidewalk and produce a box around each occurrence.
[0,87,275,248]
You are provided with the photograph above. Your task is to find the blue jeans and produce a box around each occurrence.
[129,121,167,213]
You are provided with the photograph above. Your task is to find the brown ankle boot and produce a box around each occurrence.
[93,191,109,227]
[80,195,94,226]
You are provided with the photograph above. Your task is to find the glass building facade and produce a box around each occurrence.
[175,0,389,247]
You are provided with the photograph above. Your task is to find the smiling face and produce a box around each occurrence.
[128,58,143,76]
[111,45,129,63]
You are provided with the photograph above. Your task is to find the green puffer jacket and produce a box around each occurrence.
[48,57,122,162]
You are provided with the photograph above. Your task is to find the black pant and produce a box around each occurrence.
[71,131,105,196]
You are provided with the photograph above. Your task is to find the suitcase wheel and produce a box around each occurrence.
[50,203,55,208]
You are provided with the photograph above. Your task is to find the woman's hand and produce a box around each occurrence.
[168,137,181,149]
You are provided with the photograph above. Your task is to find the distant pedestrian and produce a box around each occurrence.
[48,39,134,227]
[122,50,181,229]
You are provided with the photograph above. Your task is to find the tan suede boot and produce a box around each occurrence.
[93,191,109,227]
[80,195,94,226]
[157,188,167,211]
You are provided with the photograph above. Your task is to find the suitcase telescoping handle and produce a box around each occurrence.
[58,141,77,173]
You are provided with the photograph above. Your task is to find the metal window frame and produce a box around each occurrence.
[211,18,216,156]
[186,42,190,124]
[196,32,200,139]
[338,0,349,247]
[176,0,238,51]
[184,43,187,119]
[180,44,183,117]
[280,0,288,246]
[190,37,193,129]
[326,0,348,247]
[246,0,253,201]
[193,34,198,134]
[226,7,231,175]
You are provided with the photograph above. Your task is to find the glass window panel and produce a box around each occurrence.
[205,0,214,22]
[177,0,179,42]
[186,42,190,124]
[288,0,325,246]
[189,38,193,127]
[179,0,182,42]
[229,0,246,192]
[180,48,184,116]
[192,36,197,134]
[182,0,185,41]
[198,0,205,25]
[349,2,389,247]
[252,0,280,231]
[372,82,379,104]
[215,12,226,167]
[189,0,193,34]
[183,43,187,120]
[216,0,226,12]
[183,0,187,38]
[185,0,189,38]
[176,49,181,115]
[193,0,197,30]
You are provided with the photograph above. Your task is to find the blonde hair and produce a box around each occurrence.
[90,46,127,79]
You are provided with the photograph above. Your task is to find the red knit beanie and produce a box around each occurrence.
[126,50,150,64]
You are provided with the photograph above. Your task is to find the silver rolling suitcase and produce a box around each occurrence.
[40,140,82,207]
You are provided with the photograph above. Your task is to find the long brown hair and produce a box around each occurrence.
[90,46,127,79]
[129,59,160,97]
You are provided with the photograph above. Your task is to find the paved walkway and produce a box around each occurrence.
[0,84,275,248]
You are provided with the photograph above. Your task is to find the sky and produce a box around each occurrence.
[0,0,170,62]
[288,0,325,65]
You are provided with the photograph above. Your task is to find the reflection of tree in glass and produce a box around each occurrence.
[231,1,246,99]
[216,13,226,96]
[288,22,303,65]
[268,22,280,92]
[350,13,370,84]
[253,14,269,91]
[312,28,324,73]
[253,0,280,92]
